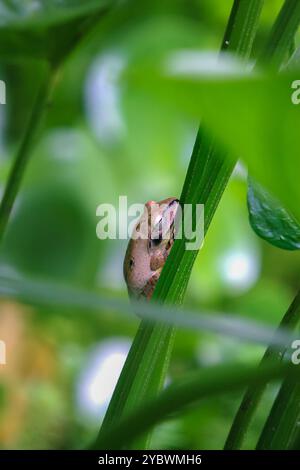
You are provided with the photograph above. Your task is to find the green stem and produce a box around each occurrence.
[0,65,59,243]
[97,0,264,450]
[224,289,300,449]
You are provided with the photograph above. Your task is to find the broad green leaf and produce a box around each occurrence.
[128,66,300,223]
[248,178,300,250]
[0,0,116,61]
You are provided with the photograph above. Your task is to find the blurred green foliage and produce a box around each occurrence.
[0,0,299,450]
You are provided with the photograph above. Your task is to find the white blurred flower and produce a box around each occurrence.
[45,128,87,162]
[219,248,260,292]
[165,50,248,78]
[76,338,131,422]
[85,53,126,146]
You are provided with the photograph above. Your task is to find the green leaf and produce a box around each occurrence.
[247,178,300,250]
[126,1,300,224]
[94,361,289,450]
[0,0,116,62]
[128,69,300,223]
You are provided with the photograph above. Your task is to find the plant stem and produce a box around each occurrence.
[0,65,59,243]
[97,0,264,450]
[224,289,300,449]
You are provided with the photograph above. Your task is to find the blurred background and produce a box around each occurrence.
[0,0,299,450]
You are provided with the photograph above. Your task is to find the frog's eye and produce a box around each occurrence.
[148,237,161,251]
[150,217,163,243]
[129,258,135,269]
[150,226,163,247]
[152,237,162,246]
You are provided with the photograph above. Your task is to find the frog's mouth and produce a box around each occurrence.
[150,198,180,244]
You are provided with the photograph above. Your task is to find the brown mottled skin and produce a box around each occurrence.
[123,198,179,300]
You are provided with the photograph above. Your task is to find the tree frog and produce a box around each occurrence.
[123,197,179,300]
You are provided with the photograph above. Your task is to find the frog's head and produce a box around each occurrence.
[124,197,179,300]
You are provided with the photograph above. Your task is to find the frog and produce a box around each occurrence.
[123,197,179,300]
